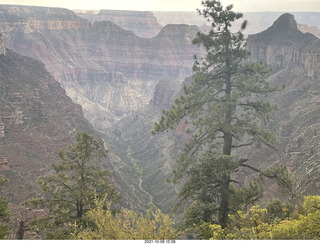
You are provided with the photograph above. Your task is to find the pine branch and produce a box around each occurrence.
[240,163,261,173]
[232,142,253,148]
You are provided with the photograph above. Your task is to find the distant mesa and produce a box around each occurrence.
[75,9,162,38]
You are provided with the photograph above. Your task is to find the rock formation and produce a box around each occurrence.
[108,13,320,217]
[0,5,201,130]
[245,13,320,196]
[154,11,320,36]
[247,13,320,78]
[76,10,163,38]
[150,79,181,109]
[298,24,320,37]
[0,48,93,204]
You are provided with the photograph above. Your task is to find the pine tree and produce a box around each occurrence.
[153,0,284,228]
[25,132,121,239]
[0,175,10,239]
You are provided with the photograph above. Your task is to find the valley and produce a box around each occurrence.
[0,2,320,239]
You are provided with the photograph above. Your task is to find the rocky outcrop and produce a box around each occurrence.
[247,13,320,78]
[76,10,162,38]
[0,5,201,130]
[243,14,320,196]
[150,79,181,109]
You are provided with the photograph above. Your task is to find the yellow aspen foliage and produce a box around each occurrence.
[198,195,320,240]
[75,197,178,240]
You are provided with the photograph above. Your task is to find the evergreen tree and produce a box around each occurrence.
[0,175,10,239]
[25,132,121,239]
[153,0,285,228]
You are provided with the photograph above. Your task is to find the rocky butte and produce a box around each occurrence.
[244,13,320,195]
[247,13,320,78]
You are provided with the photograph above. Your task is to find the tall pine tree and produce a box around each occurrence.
[25,132,121,239]
[153,0,283,228]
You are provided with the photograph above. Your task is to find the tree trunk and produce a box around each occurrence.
[219,40,233,228]
[219,174,230,229]
[16,220,24,240]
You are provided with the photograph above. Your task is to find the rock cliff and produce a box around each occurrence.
[0,46,153,229]
[0,48,93,204]
[108,13,320,217]
[150,79,181,109]
[0,5,90,33]
[76,10,162,38]
[106,78,184,217]
[245,13,320,196]
[247,13,320,78]
[0,5,201,130]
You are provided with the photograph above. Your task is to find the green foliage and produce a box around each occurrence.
[265,199,294,221]
[261,165,297,197]
[74,196,178,240]
[197,195,320,240]
[153,0,282,228]
[0,175,10,239]
[25,132,121,239]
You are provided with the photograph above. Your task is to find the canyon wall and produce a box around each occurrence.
[75,10,162,38]
[0,47,93,204]
[247,13,320,78]
[0,5,200,130]
[108,13,320,217]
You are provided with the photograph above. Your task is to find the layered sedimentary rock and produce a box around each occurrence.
[247,13,320,78]
[245,13,320,195]
[0,46,152,231]
[150,79,181,109]
[0,5,200,129]
[154,11,320,36]
[76,10,162,38]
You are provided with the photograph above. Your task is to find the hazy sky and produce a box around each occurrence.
[0,0,319,12]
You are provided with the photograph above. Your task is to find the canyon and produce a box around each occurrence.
[0,5,201,130]
[106,12,320,214]
[0,3,320,230]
